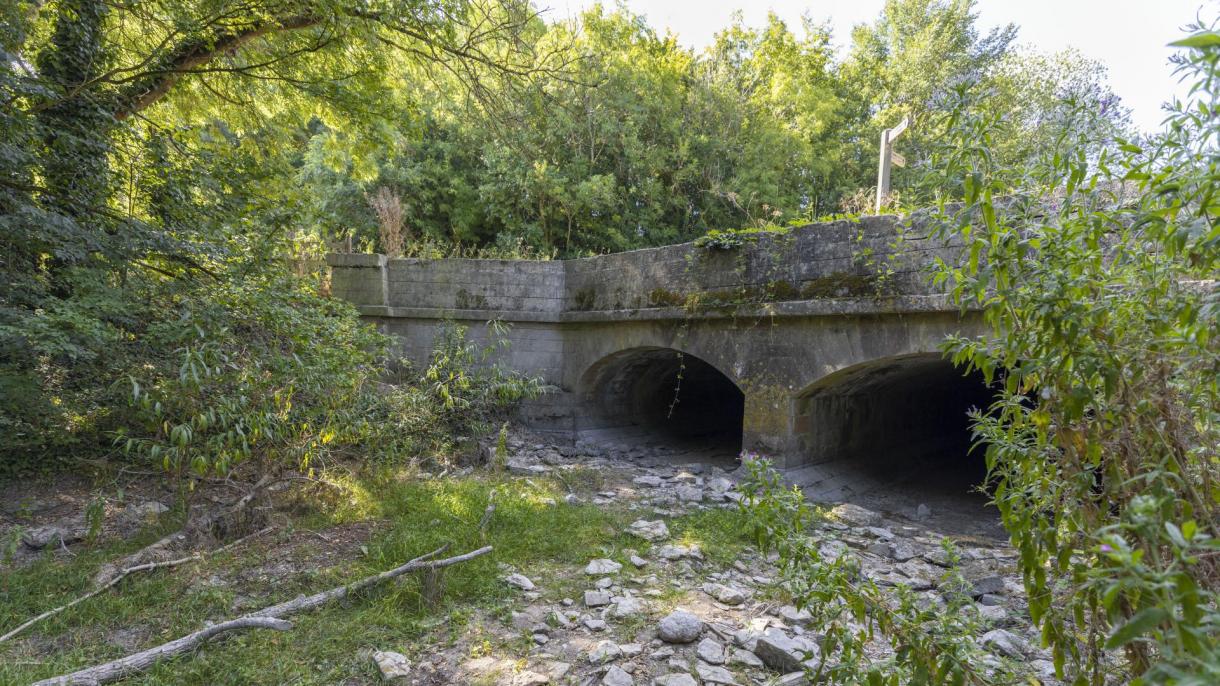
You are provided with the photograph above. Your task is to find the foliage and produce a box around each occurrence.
[915,22,1220,685]
[119,275,387,478]
[738,458,1011,684]
[693,225,791,250]
[0,0,552,475]
[300,1,1125,257]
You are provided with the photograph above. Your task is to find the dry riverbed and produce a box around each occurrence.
[1,431,1056,685]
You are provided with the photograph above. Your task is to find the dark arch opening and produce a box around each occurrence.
[579,348,744,464]
[795,354,999,535]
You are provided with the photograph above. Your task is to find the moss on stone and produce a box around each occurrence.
[573,287,597,311]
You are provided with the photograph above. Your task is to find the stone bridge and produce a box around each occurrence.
[329,215,988,500]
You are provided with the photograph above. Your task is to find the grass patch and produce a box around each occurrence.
[0,474,618,684]
[0,472,755,685]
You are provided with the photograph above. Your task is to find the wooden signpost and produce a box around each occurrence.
[876,115,911,213]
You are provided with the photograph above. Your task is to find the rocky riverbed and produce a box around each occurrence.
[367,432,1058,686]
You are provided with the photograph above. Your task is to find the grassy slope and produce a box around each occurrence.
[0,468,753,685]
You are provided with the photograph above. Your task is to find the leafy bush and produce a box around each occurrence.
[915,24,1220,685]
[119,275,388,478]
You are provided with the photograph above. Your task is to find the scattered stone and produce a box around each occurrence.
[602,665,634,686]
[505,573,536,591]
[584,617,609,632]
[979,593,1005,607]
[981,629,1028,658]
[372,651,411,681]
[729,647,764,668]
[676,485,704,503]
[696,637,726,665]
[703,583,747,606]
[829,503,882,527]
[508,461,550,476]
[511,671,550,686]
[585,558,623,575]
[619,643,644,658]
[626,519,670,541]
[978,604,1007,622]
[867,542,895,558]
[22,524,85,550]
[588,640,622,664]
[119,501,169,527]
[632,475,663,488]
[629,554,649,568]
[654,674,697,686]
[694,663,741,685]
[611,596,645,618]
[658,611,703,643]
[915,503,932,520]
[595,577,614,589]
[585,590,611,607]
[657,544,702,561]
[778,605,812,627]
[753,629,817,673]
[970,575,1005,598]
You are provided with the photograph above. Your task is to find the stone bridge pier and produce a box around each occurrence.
[329,216,988,502]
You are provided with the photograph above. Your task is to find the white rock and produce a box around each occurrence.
[585,590,611,607]
[703,583,747,606]
[695,663,741,685]
[829,503,882,527]
[657,611,704,643]
[778,605,812,626]
[601,665,633,686]
[588,640,622,664]
[729,647,764,668]
[629,554,649,568]
[633,475,664,488]
[619,642,644,657]
[696,637,725,665]
[510,671,551,686]
[657,544,702,561]
[654,674,697,686]
[627,519,670,541]
[505,573,536,591]
[372,651,411,681]
[585,558,623,575]
[611,596,645,618]
[676,485,704,502]
[980,629,1028,658]
[753,629,817,673]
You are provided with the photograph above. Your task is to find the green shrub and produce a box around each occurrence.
[916,24,1220,686]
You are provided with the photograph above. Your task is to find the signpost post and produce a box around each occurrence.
[875,115,911,213]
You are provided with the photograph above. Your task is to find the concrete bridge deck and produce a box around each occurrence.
[328,215,987,497]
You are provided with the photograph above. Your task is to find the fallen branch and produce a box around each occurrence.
[2,527,274,645]
[31,617,293,686]
[32,544,493,686]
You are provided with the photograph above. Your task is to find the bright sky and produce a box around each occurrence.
[552,0,1219,134]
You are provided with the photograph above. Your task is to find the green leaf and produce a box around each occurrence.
[1105,607,1169,649]
[1170,32,1220,49]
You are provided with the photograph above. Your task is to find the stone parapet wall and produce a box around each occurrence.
[327,214,961,321]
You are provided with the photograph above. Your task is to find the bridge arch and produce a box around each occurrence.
[791,353,997,528]
[576,346,745,460]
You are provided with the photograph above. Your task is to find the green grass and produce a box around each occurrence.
[0,471,755,685]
